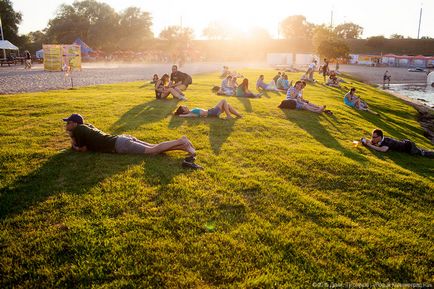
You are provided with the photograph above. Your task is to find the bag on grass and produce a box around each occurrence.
[278,99,297,109]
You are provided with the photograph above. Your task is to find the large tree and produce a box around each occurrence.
[44,0,152,51]
[280,15,314,40]
[117,7,153,50]
[0,0,23,45]
[159,25,193,62]
[317,38,349,61]
[333,23,363,39]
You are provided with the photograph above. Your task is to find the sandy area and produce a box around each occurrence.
[0,62,263,94]
[338,64,430,84]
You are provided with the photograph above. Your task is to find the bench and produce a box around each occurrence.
[0,59,17,67]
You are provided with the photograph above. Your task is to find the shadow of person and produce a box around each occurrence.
[208,118,236,155]
[260,90,281,99]
[138,83,154,89]
[110,99,179,135]
[281,109,367,162]
[0,150,144,220]
[366,148,434,180]
[233,96,253,112]
[167,114,236,155]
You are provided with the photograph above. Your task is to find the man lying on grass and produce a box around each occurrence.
[361,128,434,158]
[63,113,202,169]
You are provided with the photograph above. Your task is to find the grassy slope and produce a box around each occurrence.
[0,69,433,288]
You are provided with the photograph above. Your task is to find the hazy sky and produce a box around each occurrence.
[9,0,434,39]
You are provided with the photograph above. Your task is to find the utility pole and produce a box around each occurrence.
[0,14,5,59]
[330,9,334,28]
[417,5,422,39]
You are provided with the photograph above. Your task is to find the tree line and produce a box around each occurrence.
[1,0,432,60]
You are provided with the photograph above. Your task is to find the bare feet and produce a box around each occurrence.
[181,136,196,156]
[226,116,233,120]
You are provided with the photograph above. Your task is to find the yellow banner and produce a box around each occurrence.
[43,44,82,71]
[62,45,81,71]
[43,45,62,71]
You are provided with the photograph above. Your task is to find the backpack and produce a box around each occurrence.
[185,74,193,85]
[278,99,297,109]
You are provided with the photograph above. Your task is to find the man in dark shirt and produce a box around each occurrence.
[169,65,192,92]
[361,128,433,158]
[63,113,202,168]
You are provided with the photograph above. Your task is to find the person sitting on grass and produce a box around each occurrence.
[155,73,186,100]
[174,99,242,119]
[236,78,262,98]
[361,128,433,158]
[344,88,378,114]
[170,64,193,92]
[285,80,332,114]
[63,113,202,169]
[150,74,159,84]
[276,73,290,91]
[256,75,279,92]
[217,75,235,96]
[326,72,341,88]
[220,66,230,78]
[273,72,282,84]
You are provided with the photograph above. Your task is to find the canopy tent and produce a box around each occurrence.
[0,40,19,50]
[72,38,93,56]
[36,49,44,59]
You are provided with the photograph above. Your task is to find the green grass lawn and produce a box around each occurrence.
[0,69,433,288]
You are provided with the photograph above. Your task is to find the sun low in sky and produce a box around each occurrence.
[11,0,434,39]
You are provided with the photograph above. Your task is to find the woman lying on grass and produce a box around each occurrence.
[174,99,242,119]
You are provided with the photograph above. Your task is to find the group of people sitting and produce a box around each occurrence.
[151,65,193,100]
[217,75,262,98]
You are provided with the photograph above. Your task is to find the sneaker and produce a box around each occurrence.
[182,160,203,170]
[184,156,196,163]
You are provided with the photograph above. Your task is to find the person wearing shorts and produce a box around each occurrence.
[174,99,242,119]
[63,114,198,162]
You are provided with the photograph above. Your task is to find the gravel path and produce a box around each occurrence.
[0,62,263,94]
[1,62,430,94]
[338,64,430,85]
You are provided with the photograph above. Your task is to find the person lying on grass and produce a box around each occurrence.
[344,88,378,115]
[361,128,433,158]
[174,99,242,119]
[285,80,332,115]
[63,113,202,169]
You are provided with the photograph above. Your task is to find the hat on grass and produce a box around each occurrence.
[63,113,84,124]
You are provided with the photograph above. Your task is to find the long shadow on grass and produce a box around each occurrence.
[168,115,235,155]
[0,151,144,219]
[233,96,253,112]
[110,99,179,135]
[281,109,367,162]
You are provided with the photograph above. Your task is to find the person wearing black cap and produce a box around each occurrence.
[63,113,202,169]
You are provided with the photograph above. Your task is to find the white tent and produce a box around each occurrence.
[0,40,19,50]
[36,49,44,59]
